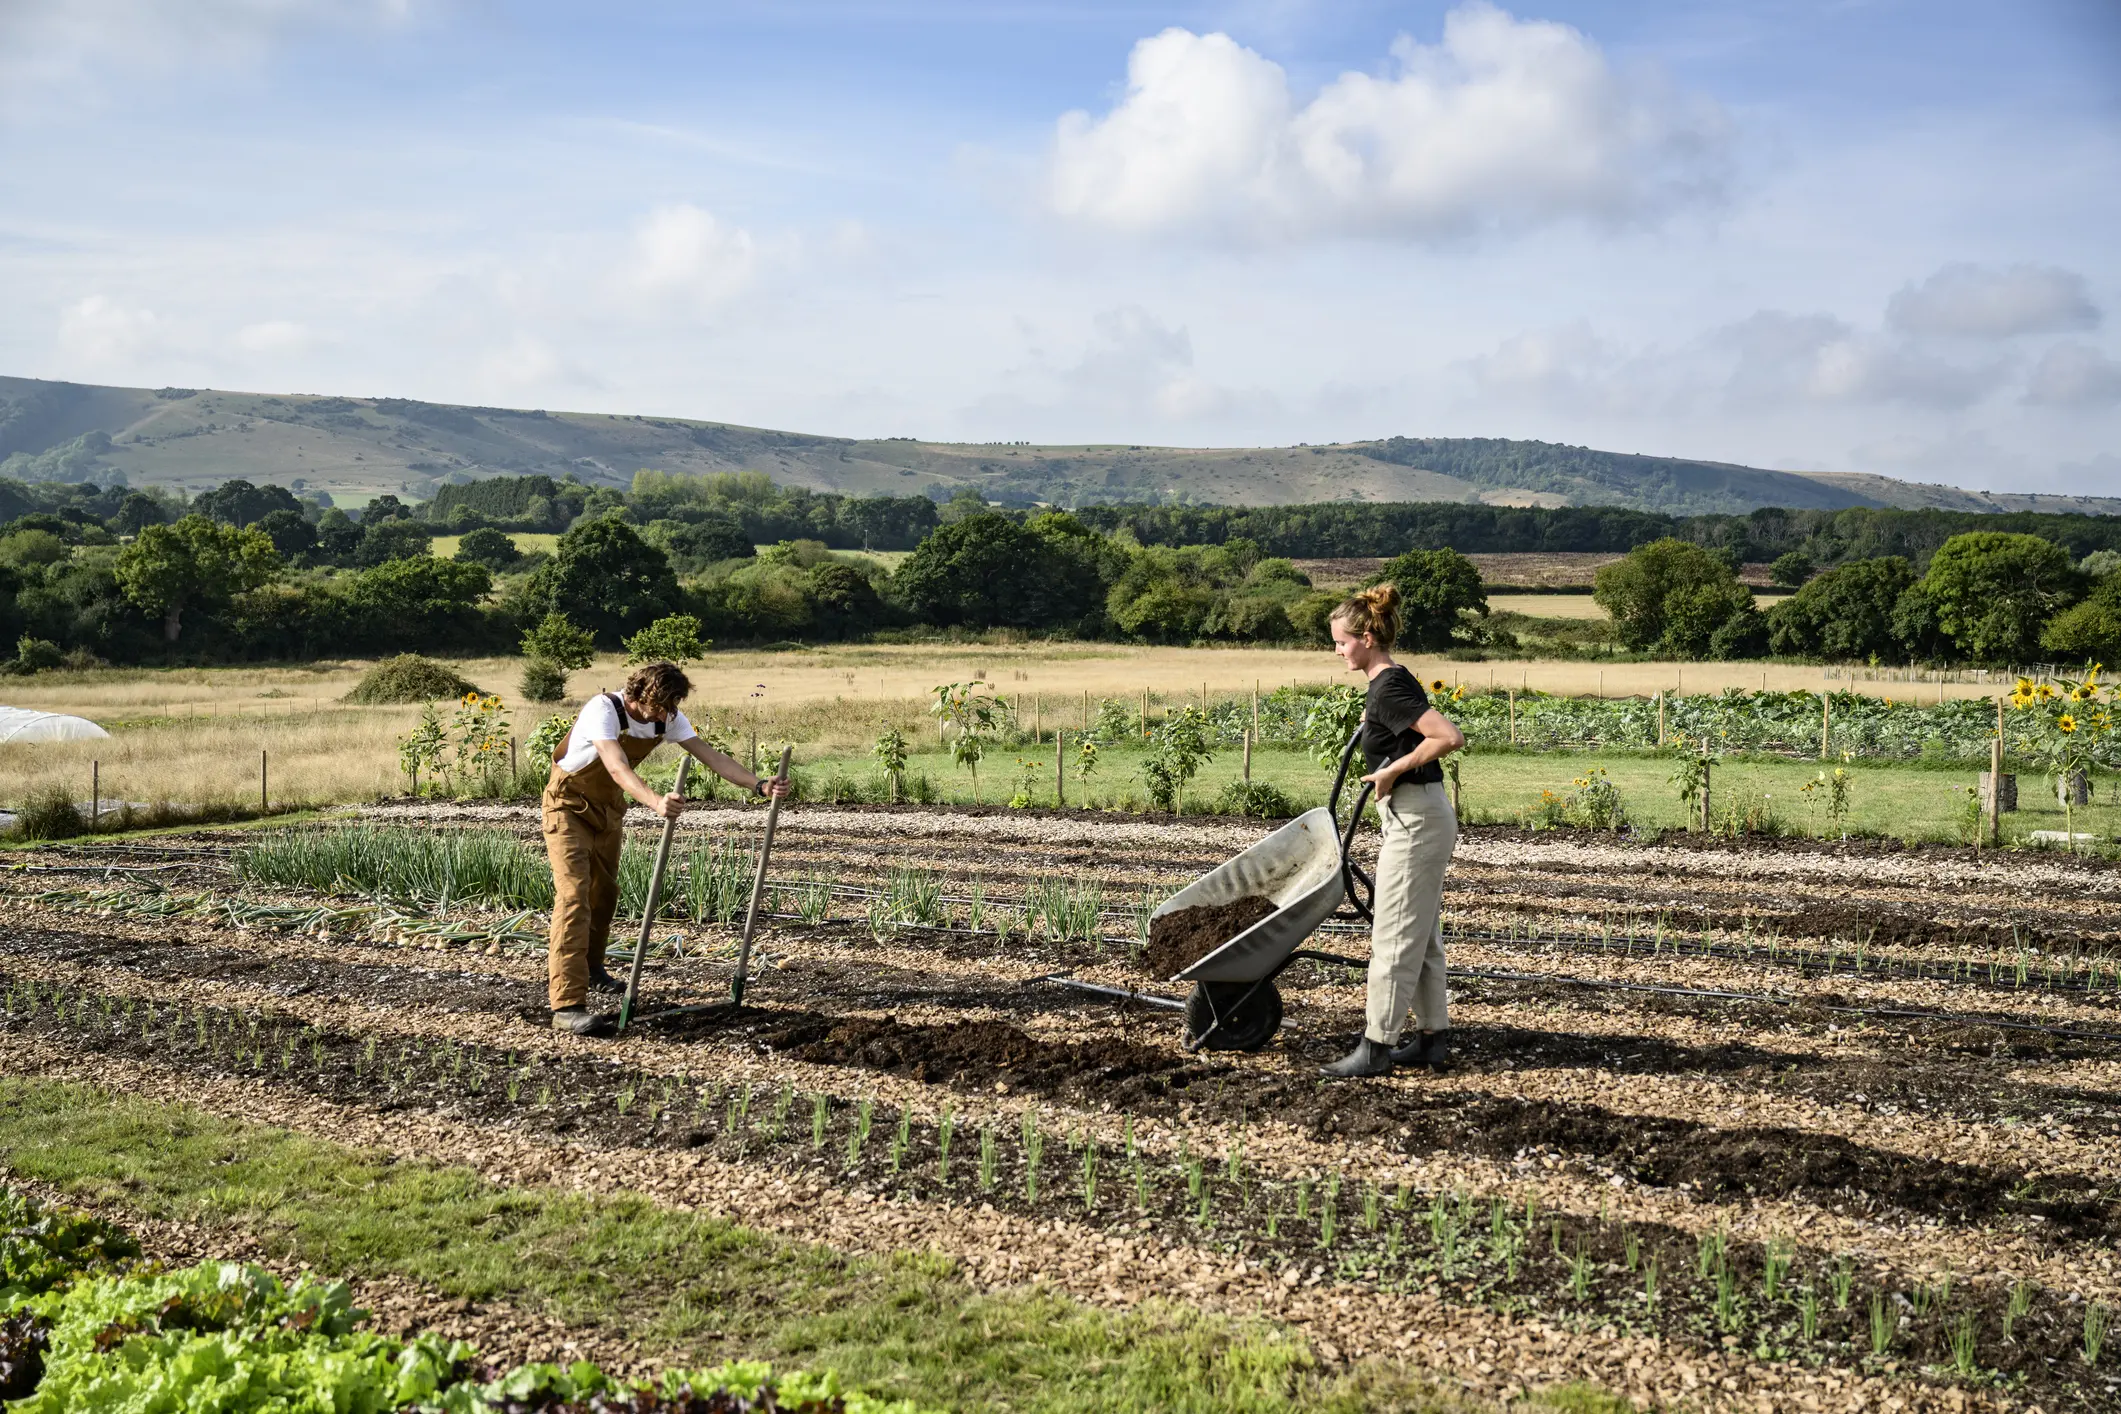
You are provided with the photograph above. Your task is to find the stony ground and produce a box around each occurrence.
[5,802,2120,1412]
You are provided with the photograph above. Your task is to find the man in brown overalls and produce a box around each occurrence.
[543,661,789,1036]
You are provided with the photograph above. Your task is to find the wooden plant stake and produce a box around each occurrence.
[1242,728,1252,784]
[1820,694,1830,759]
[261,750,268,815]
[91,761,99,830]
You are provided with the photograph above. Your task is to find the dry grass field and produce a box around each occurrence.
[0,645,2022,812]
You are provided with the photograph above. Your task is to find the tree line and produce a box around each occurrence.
[0,468,2115,672]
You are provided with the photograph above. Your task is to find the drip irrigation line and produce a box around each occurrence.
[1445,965,2121,1044]
[6,862,204,875]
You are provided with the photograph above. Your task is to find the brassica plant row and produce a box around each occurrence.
[0,1186,924,1414]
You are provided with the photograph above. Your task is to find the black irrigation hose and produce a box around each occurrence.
[1433,926,2121,997]
[1445,965,2121,1045]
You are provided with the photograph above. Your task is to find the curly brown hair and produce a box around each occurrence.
[1330,583,1401,649]
[624,662,693,717]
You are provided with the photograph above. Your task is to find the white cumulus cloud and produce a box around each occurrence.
[1884,263,2099,339]
[56,294,160,368]
[1044,2,1729,242]
[2024,340,2121,408]
[625,203,757,310]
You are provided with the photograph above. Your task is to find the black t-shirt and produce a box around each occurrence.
[1362,666,1443,782]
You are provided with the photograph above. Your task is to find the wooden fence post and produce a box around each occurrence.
[1055,729,1065,807]
[1033,693,1041,742]
[1140,687,1149,738]
[261,750,269,815]
[1820,694,1830,760]
[1699,751,1712,833]
[1251,679,1259,743]
[1986,731,2003,846]
[1507,689,1516,746]
[1242,728,1252,784]
[1656,691,1665,748]
[91,761,99,830]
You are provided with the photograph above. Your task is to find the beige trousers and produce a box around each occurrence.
[1365,779,1458,1045]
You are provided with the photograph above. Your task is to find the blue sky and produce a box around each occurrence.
[2,0,2117,493]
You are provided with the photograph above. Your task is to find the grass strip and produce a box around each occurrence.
[0,1075,1618,1414]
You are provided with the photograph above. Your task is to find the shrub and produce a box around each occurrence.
[520,611,596,671]
[1212,780,1296,818]
[520,658,569,702]
[13,637,63,674]
[623,613,709,665]
[6,786,85,841]
[343,654,483,704]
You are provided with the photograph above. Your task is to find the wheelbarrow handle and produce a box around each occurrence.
[1327,725,1375,923]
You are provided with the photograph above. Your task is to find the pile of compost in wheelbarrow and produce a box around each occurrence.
[1142,895,1277,978]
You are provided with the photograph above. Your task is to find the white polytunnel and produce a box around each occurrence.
[0,707,112,743]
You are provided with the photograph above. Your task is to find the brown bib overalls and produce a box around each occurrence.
[543,696,664,1010]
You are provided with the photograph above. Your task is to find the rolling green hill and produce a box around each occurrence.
[4,374,2116,518]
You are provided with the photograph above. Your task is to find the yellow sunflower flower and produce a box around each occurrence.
[2058,714,2077,733]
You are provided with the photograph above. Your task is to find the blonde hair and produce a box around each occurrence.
[1332,583,1402,649]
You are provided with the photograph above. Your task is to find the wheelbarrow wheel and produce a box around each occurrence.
[1184,982,1283,1052]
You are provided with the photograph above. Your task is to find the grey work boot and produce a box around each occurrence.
[587,966,625,994]
[1319,1037,1394,1079]
[551,1006,616,1037]
[1389,1030,1450,1071]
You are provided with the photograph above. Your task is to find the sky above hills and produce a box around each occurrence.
[2,1,2117,494]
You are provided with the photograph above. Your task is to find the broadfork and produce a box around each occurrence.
[623,746,792,1028]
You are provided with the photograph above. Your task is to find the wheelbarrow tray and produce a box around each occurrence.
[1156,806,1348,984]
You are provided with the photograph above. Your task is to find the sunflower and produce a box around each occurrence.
[2037,683,2057,701]
[2058,714,2077,734]
[1431,678,1447,692]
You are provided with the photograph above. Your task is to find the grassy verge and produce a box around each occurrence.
[0,1075,1618,1414]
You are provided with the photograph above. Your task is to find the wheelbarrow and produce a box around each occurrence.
[1031,726,1375,1052]
[1159,726,1375,1051]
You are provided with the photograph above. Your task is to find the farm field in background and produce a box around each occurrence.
[5,806,2119,1411]
[0,645,2086,829]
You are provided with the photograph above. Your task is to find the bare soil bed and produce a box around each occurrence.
[7,807,2121,1411]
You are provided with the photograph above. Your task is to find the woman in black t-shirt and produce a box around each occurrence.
[1320,584,1467,1079]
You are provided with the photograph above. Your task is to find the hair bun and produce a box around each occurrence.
[1362,583,1401,612]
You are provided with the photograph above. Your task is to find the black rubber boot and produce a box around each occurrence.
[551,1007,616,1037]
[1319,1037,1394,1079]
[587,966,625,994]
[1389,1030,1450,1071]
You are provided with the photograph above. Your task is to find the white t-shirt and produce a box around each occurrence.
[555,693,697,774]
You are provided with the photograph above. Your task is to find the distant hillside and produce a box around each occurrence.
[5,374,2117,519]
[1793,470,2121,516]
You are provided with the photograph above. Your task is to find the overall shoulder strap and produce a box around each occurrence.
[609,692,665,737]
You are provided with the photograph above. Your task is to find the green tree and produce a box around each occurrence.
[343,558,493,647]
[2042,571,2121,664]
[623,613,709,665]
[524,516,680,646]
[455,526,523,570]
[253,508,318,560]
[1766,557,1915,661]
[1367,548,1487,651]
[113,514,281,643]
[1769,551,1816,588]
[898,512,1103,630]
[1593,538,1752,658]
[353,519,433,567]
[520,612,596,671]
[1919,532,2081,664]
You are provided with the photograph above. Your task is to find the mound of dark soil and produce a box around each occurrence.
[788,1015,1187,1092]
[1142,895,1276,979]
